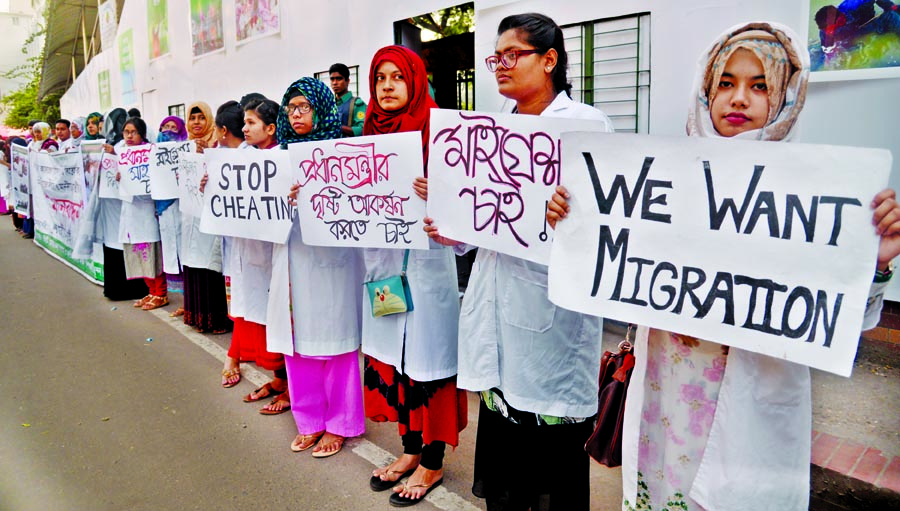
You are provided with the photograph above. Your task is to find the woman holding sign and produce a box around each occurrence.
[114,117,169,311]
[361,45,466,507]
[97,108,149,301]
[547,22,900,511]
[424,13,614,510]
[227,98,291,414]
[156,116,189,317]
[278,77,366,458]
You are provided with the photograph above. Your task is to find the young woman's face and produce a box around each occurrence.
[242,110,274,147]
[189,111,207,135]
[161,120,179,133]
[375,61,410,112]
[87,120,99,135]
[493,29,552,103]
[710,49,769,137]
[123,124,142,146]
[287,94,315,135]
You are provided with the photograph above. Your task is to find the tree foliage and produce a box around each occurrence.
[2,16,60,128]
[409,3,474,38]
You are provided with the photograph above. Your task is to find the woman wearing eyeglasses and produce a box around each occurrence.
[424,13,613,511]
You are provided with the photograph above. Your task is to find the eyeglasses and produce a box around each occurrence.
[485,49,542,72]
[284,103,312,116]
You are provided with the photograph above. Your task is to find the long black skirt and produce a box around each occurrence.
[102,245,149,300]
[183,266,232,333]
[472,399,593,511]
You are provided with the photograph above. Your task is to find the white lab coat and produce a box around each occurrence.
[117,195,159,244]
[621,280,890,511]
[265,217,364,356]
[456,92,614,418]
[360,242,460,382]
[180,213,222,272]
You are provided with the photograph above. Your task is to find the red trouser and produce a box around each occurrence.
[144,274,167,297]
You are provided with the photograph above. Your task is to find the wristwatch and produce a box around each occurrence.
[875,261,894,283]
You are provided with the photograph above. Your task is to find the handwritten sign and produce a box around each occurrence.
[199,148,294,244]
[178,152,206,218]
[11,144,31,216]
[291,132,427,249]
[118,143,153,196]
[548,133,892,376]
[428,109,611,264]
[0,155,10,200]
[150,140,196,199]
[98,151,121,199]
[81,141,105,197]
[32,151,86,244]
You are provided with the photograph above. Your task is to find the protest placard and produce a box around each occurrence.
[178,152,206,218]
[98,151,122,199]
[118,143,153,196]
[11,144,31,216]
[150,140,196,199]
[427,109,611,264]
[0,153,10,200]
[290,132,428,249]
[548,133,892,376]
[29,150,103,282]
[81,141,105,197]
[199,148,294,243]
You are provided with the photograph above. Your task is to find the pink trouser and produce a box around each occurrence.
[285,350,365,438]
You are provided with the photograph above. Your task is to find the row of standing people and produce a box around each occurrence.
[41,12,900,511]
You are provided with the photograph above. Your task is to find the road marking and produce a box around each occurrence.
[149,308,481,511]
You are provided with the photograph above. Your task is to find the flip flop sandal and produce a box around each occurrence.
[291,432,324,452]
[388,478,443,507]
[169,308,185,317]
[370,468,417,492]
[243,382,284,403]
[221,368,241,388]
[311,436,344,458]
[142,296,169,310]
[259,394,291,415]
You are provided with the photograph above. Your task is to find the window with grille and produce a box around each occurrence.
[168,103,185,119]
[563,13,650,133]
[315,65,361,98]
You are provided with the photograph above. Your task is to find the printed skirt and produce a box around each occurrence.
[363,355,467,447]
[183,266,232,333]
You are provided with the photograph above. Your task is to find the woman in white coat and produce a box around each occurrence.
[361,45,467,508]
[425,13,614,511]
[547,22,900,511]
[276,77,367,458]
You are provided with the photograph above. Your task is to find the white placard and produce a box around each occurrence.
[118,143,153,196]
[549,133,893,377]
[427,109,611,264]
[98,151,121,199]
[178,152,207,218]
[11,144,30,216]
[291,132,428,249]
[199,148,294,244]
[80,141,105,198]
[150,141,196,200]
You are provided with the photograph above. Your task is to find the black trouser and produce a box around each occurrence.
[402,431,446,470]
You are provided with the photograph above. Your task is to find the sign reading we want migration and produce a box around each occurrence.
[548,133,892,376]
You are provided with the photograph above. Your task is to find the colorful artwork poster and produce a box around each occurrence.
[191,0,225,57]
[235,0,280,44]
[807,0,900,79]
[98,0,118,53]
[98,70,111,111]
[118,30,137,104]
[148,0,170,60]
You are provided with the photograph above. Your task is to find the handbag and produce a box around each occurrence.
[585,324,635,467]
[364,250,414,318]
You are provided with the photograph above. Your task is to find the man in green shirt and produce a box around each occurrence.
[329,63,367,138]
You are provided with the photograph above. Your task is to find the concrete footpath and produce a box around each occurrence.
[1,222,898,510]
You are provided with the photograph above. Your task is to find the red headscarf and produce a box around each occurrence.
[363,45,437,171]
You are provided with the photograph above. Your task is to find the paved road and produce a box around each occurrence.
[0,226,623,511]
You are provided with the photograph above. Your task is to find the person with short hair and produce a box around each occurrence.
[55,119,72,152]
[329,63,367,137]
